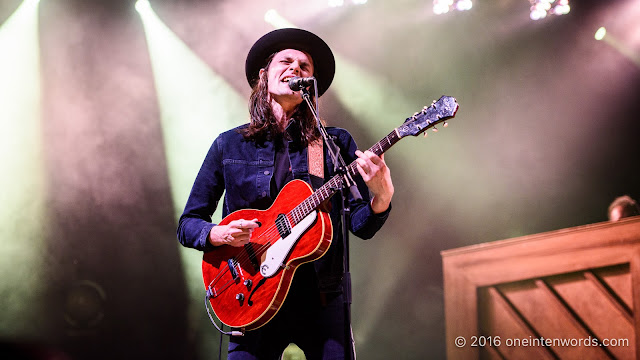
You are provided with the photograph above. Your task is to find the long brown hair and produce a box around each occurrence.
[242,54,320,145]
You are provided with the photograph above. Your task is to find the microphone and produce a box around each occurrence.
[288,76,316,91]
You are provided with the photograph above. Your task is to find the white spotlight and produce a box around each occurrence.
[456,0,473,11]
[433,0,452,14]
[529,0,570,20]
[530,1,548,20]
[433,0,473,15]
[264,9,278,23]
[594,27,606,41]
[551,0,570,15]
[135,0,151,14]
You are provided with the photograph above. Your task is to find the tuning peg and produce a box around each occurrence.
[423,132,428,138]
[432,127,438,132]
[443,122,448,128]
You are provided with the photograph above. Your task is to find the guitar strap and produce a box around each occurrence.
[307,139,324,190]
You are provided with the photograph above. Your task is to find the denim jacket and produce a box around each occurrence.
[177,124,391,291]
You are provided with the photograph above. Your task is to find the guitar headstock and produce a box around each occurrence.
[397,96,459,138]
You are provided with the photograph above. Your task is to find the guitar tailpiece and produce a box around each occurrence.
[205,287,214,299]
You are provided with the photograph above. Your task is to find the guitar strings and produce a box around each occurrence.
[219,192,329,278]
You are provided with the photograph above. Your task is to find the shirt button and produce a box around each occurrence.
[264,170,270,175]
[261,191,267,197]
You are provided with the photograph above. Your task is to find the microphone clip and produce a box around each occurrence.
[288,76,316,91]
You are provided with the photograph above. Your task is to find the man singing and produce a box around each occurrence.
[177,28,394,359]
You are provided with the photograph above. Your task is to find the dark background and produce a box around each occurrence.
[1,0,638,359]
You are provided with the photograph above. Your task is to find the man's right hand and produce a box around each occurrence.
[209,218,260,247]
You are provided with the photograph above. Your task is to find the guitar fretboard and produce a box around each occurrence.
[288,129,401,225]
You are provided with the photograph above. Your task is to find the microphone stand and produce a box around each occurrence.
[300,84,359,360]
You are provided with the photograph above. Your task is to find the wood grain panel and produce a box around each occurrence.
[547,272,635,359]
[592,264,633,312]
[546,270,634,359]
[479,286,554,360]
[496,280,609,359]
[442,218,640,359]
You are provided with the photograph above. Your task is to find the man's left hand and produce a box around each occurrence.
[355,150,394,214]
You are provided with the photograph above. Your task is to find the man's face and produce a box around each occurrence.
[262,49,314,104]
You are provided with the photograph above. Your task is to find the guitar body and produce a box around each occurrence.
[202,179,333,330]
[199,95,459,331]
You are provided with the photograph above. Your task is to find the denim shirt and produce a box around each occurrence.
[177,124,391,291]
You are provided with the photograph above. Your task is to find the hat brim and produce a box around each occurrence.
[245,28,335,97]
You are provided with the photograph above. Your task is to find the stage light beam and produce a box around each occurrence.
[137,0,245,220]
[594,27,640,68]
[264,9,293,29]
[137,3,247,356]
[0,0,47,339]
[135,0,151,14]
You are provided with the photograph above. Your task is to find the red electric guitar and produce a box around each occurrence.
[202,95,459,331]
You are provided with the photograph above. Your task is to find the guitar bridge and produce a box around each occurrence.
[244,243,260,272]
[227,258,242,281]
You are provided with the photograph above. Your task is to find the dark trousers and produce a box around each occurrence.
[227,264,347,360]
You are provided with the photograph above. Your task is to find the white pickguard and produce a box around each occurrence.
[259,211,318,278]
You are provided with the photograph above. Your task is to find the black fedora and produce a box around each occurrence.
[245,28,335,97]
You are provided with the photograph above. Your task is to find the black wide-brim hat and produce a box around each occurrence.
[245,28,335,97]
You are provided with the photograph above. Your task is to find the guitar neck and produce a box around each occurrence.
[289,129,401,225]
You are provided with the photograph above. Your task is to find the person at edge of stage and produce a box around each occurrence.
[176,28,394,360]
[608,195,640,222]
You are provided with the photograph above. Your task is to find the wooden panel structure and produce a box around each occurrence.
[442,217,640,359]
